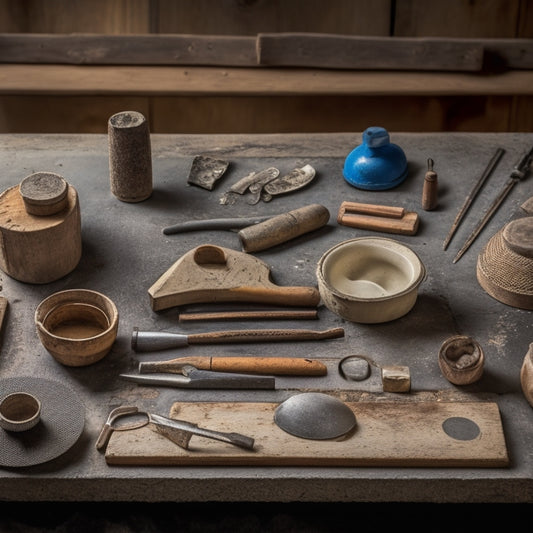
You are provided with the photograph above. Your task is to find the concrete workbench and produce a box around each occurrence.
[0,131,531,503]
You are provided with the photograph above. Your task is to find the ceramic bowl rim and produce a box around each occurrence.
[317,236,426,303]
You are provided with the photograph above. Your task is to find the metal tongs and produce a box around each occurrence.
[96,405,255,452]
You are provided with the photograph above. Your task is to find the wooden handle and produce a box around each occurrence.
[187,327,344,344]
[227,286,321,307]
[210,357,327,375]
[338,201,405,222]
[238,204,330,252]
[178,309,318,321]
[140,356,328,376]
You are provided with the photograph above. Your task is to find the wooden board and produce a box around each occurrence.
[257,34,484,71]
[105,400,509,467]
[0,34,258,66]
[2,66,533,97]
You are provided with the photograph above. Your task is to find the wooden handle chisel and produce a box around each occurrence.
[132,327,344,352]
[139,356,328,376]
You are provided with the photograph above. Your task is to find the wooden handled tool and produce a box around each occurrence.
[238,203,330,252]
[139,356,328,376]
[148,244,321,311]
[132,327,345,352]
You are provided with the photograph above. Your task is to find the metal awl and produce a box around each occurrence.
[443,147,505,250]
[453,145,533,263]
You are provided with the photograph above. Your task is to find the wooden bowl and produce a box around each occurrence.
[35,289,119,367]
[438,335,485,385]
[0,392,41,432]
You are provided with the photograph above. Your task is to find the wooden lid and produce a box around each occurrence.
[19,172,69,216]
[502,217,533,258]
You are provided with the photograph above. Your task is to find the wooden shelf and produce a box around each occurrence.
[2,65,533,97]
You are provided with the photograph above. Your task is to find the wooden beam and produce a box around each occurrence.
[1,65,533,97]
[0,34,257,66]
[257,33,485,71]
[2,34,532,70]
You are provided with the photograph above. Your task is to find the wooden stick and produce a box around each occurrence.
[338,211,419,235]
[337,201,405,221]
[179,309,318,322]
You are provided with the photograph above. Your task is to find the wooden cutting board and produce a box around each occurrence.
[104,400,508,467]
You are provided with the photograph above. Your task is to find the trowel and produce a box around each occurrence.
[147,243,321,311]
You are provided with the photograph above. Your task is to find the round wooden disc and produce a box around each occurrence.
[19,172,68,215]
[502,217,533,258]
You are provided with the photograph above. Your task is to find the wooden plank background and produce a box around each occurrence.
[0,0,531,133]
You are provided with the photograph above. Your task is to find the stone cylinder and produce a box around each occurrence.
[108,111,153,202]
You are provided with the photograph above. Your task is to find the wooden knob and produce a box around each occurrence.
[502,217,533,258]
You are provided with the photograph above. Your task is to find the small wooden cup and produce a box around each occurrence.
[0,392,41,432]
[35,289,119,367]
[439,335,485,385]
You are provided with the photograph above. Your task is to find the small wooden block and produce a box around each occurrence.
[338,210,419,236]
[382,365,411,393]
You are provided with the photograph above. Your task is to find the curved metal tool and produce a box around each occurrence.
[120,364,276,389]
[96,405,255,451]
[95,405,148,451]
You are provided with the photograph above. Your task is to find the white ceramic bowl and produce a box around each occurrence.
[316,237,426,323]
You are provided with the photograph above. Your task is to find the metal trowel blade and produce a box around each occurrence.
[187,155,230,191]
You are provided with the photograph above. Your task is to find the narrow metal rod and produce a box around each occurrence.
[452,178,516,264]
[163,214,277,235]
[443,147,505,250]
[453,145,533,263]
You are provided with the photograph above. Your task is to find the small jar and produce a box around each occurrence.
[0,392,41,432]
[108,111,153,202]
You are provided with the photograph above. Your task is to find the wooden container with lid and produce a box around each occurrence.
[0,172,82,283]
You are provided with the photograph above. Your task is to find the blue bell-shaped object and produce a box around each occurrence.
[343,127,408,190]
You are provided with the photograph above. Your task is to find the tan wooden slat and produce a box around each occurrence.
[394,0,521,38]
[3,33,533,70]
[151,95,512,134]
[105,400,509,467]
[0,95,150,133]
[511,96,533,131]
[0,34,257,66]
[0,0,151,33]
[154,0,392,36]
[257,33,484,71]
[518,0,533,37]
[2,65,533,96]
[0,94,511,134]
